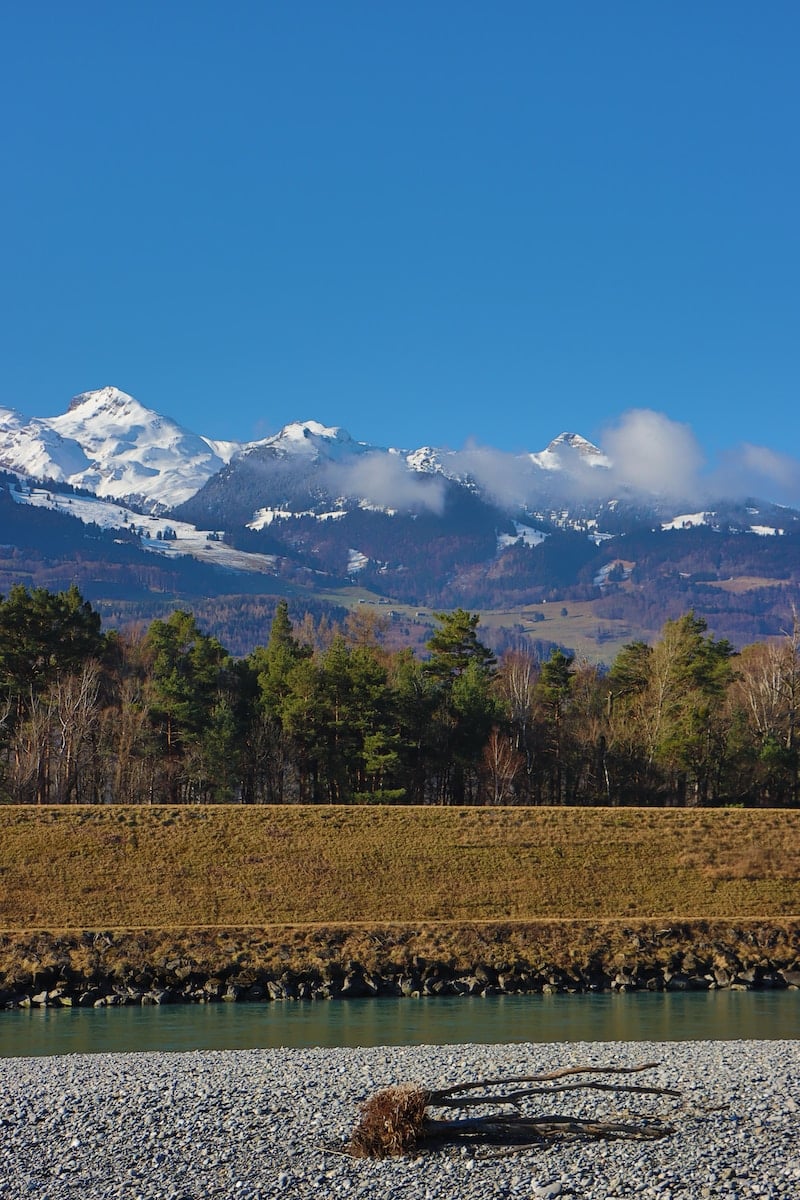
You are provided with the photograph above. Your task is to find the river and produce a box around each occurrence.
[1,990,797,1058]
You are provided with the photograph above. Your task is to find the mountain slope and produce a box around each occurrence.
[2,387,800,657]
[0,387,241,510]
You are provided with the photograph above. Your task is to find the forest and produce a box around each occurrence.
[0,584,798,808]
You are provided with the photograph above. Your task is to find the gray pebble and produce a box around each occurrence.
[0,1039,797,1199]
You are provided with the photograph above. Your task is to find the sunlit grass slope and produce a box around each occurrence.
[1,806,798,931]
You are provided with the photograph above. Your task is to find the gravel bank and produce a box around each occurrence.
[1,1040,797,1199]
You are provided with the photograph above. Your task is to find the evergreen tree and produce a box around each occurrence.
[143,611,232,800]
[535,648,575,803]
[424,608,496,681]
[247,601,311,802]
[424,610,497,803]
[390,650,439,804]
[0,584,105,705]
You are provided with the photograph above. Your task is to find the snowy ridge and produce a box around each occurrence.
[0,387,241,511]
[242,420,369,463]
[0,387,795,551]
[0,386,624,521]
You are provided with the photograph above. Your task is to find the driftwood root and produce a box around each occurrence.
[346,1063,681,1158]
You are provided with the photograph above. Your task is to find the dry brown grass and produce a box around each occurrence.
[1,916,797,993]
[696,577,787,594]
[479,602,636,663]
[0,805,799,933]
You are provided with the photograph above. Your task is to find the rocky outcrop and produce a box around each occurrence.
[1,922,798,1008]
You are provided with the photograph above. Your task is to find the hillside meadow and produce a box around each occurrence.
[1,805,799,931]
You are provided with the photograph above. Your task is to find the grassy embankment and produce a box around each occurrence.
[0,805,798,981]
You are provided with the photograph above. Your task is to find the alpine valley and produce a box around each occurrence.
[1,386,798,659]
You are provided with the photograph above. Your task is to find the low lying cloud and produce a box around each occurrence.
[322,452,447,514]
[297,408,800,515]
[450,444,542,510]
[601,410,706,500]
[711,443,800,507]
[447,412,709,508]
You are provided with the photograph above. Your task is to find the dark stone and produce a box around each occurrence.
[77,989,103,1007]
[341,971,372,998]
[399,975,420,997]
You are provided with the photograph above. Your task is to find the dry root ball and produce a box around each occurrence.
[348,1084,432,1158]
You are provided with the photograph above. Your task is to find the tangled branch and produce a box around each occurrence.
[347,1062,680,1158]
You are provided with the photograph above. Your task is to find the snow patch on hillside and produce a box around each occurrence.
[347,549,369,573]
[247,505,347,530]
[10,483,278,575]
[593,560,633,587]
[497,522,549,550]
[662,512,712,530]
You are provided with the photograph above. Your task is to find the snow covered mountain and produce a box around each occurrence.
[1,387,797,568]
[0,387,241,510]
[0,387,619,519]
[3,386,800,657]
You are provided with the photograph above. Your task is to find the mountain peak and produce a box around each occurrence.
[249,419,365,463]
[548,431,606,457]
[0,386,239,510]
[531,431,610,471]
[67,386,139,414]
[405,446,446,474]
[282,420,352,444]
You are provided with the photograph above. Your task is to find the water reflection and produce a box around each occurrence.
[1,991,796,1059]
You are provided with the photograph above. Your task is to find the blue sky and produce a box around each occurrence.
[1,2,798,480]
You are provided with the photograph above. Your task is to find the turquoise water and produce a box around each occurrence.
[1,991,797,1057]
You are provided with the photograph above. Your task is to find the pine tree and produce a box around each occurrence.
[143,611,231,800]
[424,610,497,803]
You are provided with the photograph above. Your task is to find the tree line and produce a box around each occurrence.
[0,584,797,807]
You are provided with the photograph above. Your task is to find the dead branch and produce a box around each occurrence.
[346,1063,681,1158]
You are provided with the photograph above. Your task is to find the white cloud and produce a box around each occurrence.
[711,443,800,506]
[310,410,800,515]
[322,452,447,514]
[451,444,541,509]
[602,409,705,499]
